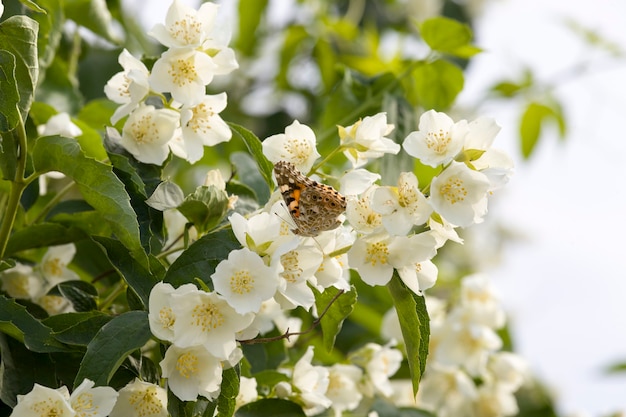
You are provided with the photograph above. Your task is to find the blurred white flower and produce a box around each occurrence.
[37,113,83,137]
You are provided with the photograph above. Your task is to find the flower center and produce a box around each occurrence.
[176,352,199,379]
[43,258,63,278]
[439,177,467,204]
[187,102,214,134]
[159,306,175,329]
[169,57,198,87]
[426,129,451,154]
[230,269,254,294]
[285,138,313,167]
[280,251,303,283]
[72,392,96,416]
[129,113,157,144]
[365,241,389,266]
[192,301,224,332]
[170,15,203,45]
[32,396,67,417]
[129,386,164,417]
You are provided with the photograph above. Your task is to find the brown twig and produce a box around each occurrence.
[238,289,345,345]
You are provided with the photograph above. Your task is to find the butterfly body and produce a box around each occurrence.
[274,161,347,237]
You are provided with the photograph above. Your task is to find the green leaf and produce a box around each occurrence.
[0,16,39,127]
[30,0,64,73]
[32,135,146,266]
[236,399,306,417]
[0,334,58,408]
[313,286,357,353]
[0,294,69,353]
[146,180,185,211]
[231,151,271,206]
[0,50,20,133]
[387,274,429,396]
[74,310,151,389]
[43,311,112,346]
[236,0,268,56]
[412,59,464,110]
[228,122,274,194]
[164,229,241,288]
[519,102,553,158]
[63,0,120,44]
[277,25,308,89]
[92,236,159,309]
[5,222,87,256]
[177,185,229,235]
[48,280,98,312]
[217,366,240,417]
[420,17,479,58]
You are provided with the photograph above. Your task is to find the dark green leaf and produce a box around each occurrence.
[5,223,87,256]
[177,185,229,235]
[0,334,58,408]
[32,135,146,266]
[412,60,464,110]
[231,151,271,206]
[0,50,20,133]
[43,311,112,346]
[0,294,69,353]
[387,274,429,396]
[217,366,240,417]
[313,286,357,353]
[236,399,306,417]
[74,310,151,388]
[0,16,39,127]
[30,0,64,73]
[92,236,159,309]
[48,280,98,312]
[277,25,308,89]
[164,229,241,288]
[228,122,274,195]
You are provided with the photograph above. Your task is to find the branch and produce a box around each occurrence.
[238,289,345,345]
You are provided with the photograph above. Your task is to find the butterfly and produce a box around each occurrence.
[274,161,347,237]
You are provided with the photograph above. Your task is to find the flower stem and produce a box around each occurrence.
[0,110,28,260]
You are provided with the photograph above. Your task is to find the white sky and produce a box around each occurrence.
[463,0,626,414]
[133,0,626,414]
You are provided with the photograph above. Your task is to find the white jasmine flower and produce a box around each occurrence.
[395,257,439,295]
[9,384,74,417]
[312,227,353,291]
[262,120,321,173]
[326,364,363,415]
[149,48,218,106]
[339,113,400,168]
[160,344,223,401]
[464,117,513,190]
[416,365,477,417]
[348,233,437,288]
[212,248,280,314]
[291,346,332,415]
[274,246,322,310]
[229,211,298,261]
[339,168,381,196]
[109,379,168,417]
[37,113,83,137]
[36,294,73,315]
[474,382,519,417]
[236,377,258,410]
[104,49,150,124]
[179,93,232,163]
[70,379,118,417]
[428,217,463,247]
[487,352,527,392]
[436,322,503,377]
[170,288,254,359]
[120,104,180,165]
[148,282,197,342]
[429,161,490,227]
[403,110,468,167]
[456,274,506,329]
[353,343,403,397]
[372,171,432,235]
[149,0,218,49]
[345,187,383,234]
[0,263,42,300]
[39,243,79,288]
